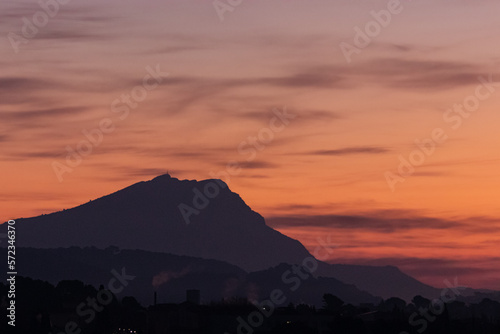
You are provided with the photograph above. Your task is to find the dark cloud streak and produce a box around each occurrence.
[309,146,390,156]
[268,214,460,233]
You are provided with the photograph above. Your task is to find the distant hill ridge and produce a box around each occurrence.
[0,247,382,306]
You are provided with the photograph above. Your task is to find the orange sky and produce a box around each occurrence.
[1,0,499,290]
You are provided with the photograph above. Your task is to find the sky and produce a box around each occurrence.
[1,0,500,290]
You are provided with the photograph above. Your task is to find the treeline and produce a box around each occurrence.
[0,277,499,334]
[0,276,142,334]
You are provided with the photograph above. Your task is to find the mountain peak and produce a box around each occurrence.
[153,172,172,178]
[151,173,174,182]
[148,173,229,191]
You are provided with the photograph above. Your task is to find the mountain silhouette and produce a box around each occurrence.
[1,174,443,300]
[9,174,311,272]
[315,263,438,301]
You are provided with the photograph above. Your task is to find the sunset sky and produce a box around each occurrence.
[1,0,499,290]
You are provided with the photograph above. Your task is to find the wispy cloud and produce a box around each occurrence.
[267,213,460,233]
[1,106,90,122]
[269,211,500,234]
[308,146,390,156]
[238,161,279,169]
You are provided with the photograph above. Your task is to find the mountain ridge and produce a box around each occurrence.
[1,174,443,300]
[5,174,312,272]
[0,246,382,307]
